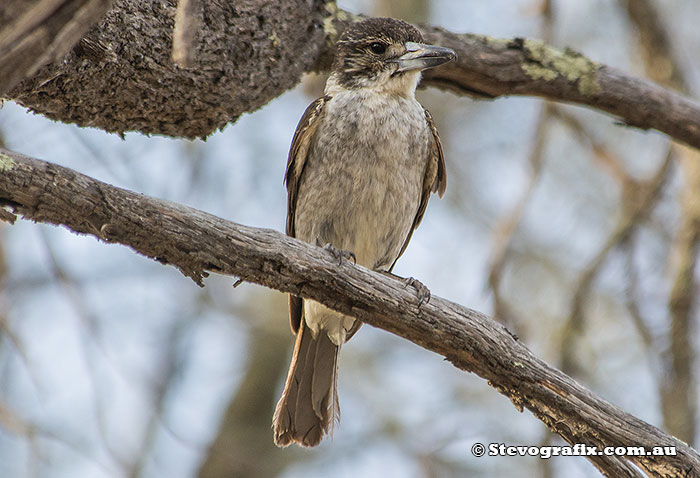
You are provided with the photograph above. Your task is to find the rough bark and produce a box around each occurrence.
[0,148,698,477]
[3,0,334,138]
[2,0,700,149]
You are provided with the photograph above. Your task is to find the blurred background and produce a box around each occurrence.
[1,0,699,476]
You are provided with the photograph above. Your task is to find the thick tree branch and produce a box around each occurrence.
[0,148,698,477]
[417,29,700,150]
[3,0,335,138]
[3,1,700,149]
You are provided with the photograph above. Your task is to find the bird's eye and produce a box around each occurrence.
[369,42,386,54]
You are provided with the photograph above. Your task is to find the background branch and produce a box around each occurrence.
[621,0,700,446]
[1,148,698,477]
[0,0,113,95]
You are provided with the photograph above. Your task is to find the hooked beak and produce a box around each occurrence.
[393,41,456,73]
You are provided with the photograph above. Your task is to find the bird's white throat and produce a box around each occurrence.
[325,69,422,98]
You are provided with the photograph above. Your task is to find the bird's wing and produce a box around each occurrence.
[284,96,330,334]
[390,108,447,271]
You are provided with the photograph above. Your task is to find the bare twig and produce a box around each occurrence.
[197,296,294,478]
[558,147,673,376]
[487,103,550,331]
[662,146,700,445]
[619,0,688,90]
[172,0,201,68]
[621,0,699,446]
[127,321,185,478]
[37,229,129,471]
[548,102,673,378]
[550,106,630,186]
[623,243,656,353]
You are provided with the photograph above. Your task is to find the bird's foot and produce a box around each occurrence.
[404,276,431,307]
[324,243,357,266]
[380,271,431,307]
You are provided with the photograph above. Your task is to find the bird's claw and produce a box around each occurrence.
[324,243,357,265]
[404,277,431,307]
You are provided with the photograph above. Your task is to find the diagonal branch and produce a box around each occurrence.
[1,147,698,477]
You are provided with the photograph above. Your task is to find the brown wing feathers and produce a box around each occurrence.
[284,96,329,334]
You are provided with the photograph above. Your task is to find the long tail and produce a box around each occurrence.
[273,321,339,447]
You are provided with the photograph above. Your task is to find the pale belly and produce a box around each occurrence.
[292,91,430,344]
[294,93,429,271]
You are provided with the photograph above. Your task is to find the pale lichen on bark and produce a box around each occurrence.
[0,153,15,171]
[481,35,512,48]
[321,2,361,50]
[522,39,602,95]
[322,2,345,39]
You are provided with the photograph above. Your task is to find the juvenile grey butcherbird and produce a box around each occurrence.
[273,17,455,447]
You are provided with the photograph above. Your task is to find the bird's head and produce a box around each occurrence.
[326,17,456,97]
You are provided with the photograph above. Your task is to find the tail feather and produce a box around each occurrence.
[292,326,323,444]
[273,322,339,447]
[311,329,338,419]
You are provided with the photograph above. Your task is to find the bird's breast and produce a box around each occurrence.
[294,91,430,270]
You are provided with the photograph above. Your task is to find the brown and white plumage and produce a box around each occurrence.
[273,17,453,448]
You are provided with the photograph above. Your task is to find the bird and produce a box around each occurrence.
[273,17,455,447]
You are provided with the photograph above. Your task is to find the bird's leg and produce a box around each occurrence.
[380,271,431,306]
[323,243,357,266]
